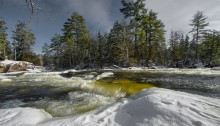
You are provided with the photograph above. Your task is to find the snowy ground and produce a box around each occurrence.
[0,88,219,126]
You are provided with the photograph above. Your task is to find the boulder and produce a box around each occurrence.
[0,60,35,73]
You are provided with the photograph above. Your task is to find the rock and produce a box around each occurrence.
[0,60,35,73]
[193,61,204,68]
[148,60,157,69]
[9,61,34,72]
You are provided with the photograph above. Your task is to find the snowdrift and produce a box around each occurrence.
[1,88,219,126]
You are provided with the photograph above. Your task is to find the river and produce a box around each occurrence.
[0,69,220,117]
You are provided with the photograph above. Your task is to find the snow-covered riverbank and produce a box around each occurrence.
[0,88,219,126]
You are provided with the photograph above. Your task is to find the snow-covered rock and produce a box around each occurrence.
[148,60,157,69]
[194,61,204,68]
[0,60,36,73]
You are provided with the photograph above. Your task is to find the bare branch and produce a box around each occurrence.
[2,0,46,28]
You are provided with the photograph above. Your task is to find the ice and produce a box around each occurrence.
[0,78,12,82]
[0,107,52,126]
[37,88,220,126]
[96,72,114,80]
[62,69,77,74]
[122,68,220,75]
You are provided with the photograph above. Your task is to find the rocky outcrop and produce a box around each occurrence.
[0,60,35,73]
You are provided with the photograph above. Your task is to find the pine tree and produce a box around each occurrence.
[50,34,64,68]
[0,20,10,60]
[42,42,52,67]
[190,11,209,61]
[141,10,165,65]
[62,12,90,68]
[12,21,35,61]
[168,31,182,67]
[96,32,107,68]
[120,0,147,63]
[200,30,220,67]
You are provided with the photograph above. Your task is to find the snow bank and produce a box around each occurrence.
[96,72,114,80]
[123,68,220,75]
[37,88,220,126]
[0,107,52,126]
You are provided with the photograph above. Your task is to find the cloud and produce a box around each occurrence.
[145,0,220,36]
[63,0,122,33]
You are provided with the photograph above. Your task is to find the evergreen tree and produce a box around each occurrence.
[96,32,107,68]
[62,12,90,68]
[50,34,65,68]
[180,35,190,66]
[0,20,10,60]
[12,22,35,61]
[190,11,209,61]
[141,10,166,65]
[200,30,220,67]
[120,0,147,63]
[168,31,181,67]
[42,42,52,67]
[107,21,132,66]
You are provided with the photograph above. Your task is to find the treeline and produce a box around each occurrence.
[0,20,41,65]
[43,0,167,69]
[43,0,220,69]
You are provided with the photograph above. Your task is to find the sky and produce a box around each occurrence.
[0,0,220,54]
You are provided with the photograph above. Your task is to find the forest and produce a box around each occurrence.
[0,0,220,69]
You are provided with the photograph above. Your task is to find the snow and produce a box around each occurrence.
[0,60,43,73]
[40,88,220,126]
[1,88,219,126]
[121,68,220,75]
[0,78,12,82]
[96,72,114,80]
[0,107,52,126]
[0,60,15,65]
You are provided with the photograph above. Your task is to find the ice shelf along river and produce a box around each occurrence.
[0,68,220,126]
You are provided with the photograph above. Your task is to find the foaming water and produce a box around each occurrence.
[0,71,120,117]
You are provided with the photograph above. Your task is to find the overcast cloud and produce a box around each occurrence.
[145,0,220,35]
[0,0,220,53]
